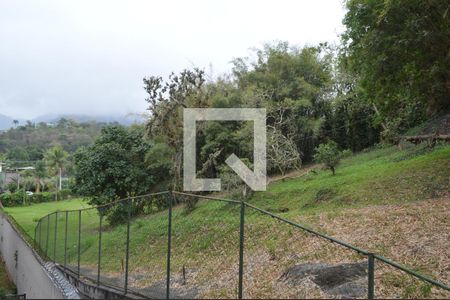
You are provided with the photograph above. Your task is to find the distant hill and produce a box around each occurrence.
[0,114,25,131]
[0,113,145,131]
[0,113,148,156]
[0,120,104,155]
[32,113,145,126]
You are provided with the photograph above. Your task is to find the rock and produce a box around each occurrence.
[327,279,367,299]
[280,262,368,298]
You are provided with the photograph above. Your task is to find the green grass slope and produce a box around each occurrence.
[3,143,450,298]
[253,143,450,216]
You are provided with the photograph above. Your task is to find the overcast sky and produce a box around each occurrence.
[0,0,346,120]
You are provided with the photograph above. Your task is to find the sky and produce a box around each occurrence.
[0,0,346,120]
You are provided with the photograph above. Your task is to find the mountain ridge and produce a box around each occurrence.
[0,113,144,130]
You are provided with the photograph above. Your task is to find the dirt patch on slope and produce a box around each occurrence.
[199,197,450,298]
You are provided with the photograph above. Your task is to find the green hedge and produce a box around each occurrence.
[0,189,75,207]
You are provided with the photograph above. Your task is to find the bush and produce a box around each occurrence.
[314,141,342,175]
[7,182,18,193]
[0,189,76,207]
[0,190,26,206]
[340,149,353,159]
[58,189,73,200]
[29,192,55,203]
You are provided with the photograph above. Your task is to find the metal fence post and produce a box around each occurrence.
[368,253,375,300]
[64,211,68,271]
[34,223,37,245]
[38,221,42,253]
[46,214,50,255]
[238,201,245,299]
[97,211,103,286]
[166,192,173,299]
[53,212,58,262]
[77,210,81,278]
[124,198,131,294]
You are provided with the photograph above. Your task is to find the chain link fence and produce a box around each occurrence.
[34,191,450,299]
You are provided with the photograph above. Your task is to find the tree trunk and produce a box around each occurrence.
[55,177,59,201]
[331,166,335,175]
[372,103,388,131]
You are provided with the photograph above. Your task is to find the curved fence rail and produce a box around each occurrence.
[33,191,450,299]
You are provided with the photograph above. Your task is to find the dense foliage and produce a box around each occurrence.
[0,119,117,202]
[0,189,73,207]
[73,125,157,224]
[143,43,380,195]
[342,0,450,133]
[0,118,107,159]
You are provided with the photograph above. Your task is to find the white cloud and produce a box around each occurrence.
[0,0,346,119]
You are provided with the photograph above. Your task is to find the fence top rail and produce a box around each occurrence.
[374,254,450,291]
[172,191,242,204]
[36,191,171,222]
[243,202,369,255]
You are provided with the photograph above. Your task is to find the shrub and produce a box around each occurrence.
[0,189,76,207]
[340,149,353,159]
[7,182,18,193]
[30,192,55,203]
[58,189,73,200]
[314,141,342,175]
[0,190,26,206]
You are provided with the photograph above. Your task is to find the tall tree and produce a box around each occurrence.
[44,145,68,191]
[73,125,155,224]
[144,68,209,189]
[342,0,450,132]
[32,160,47,193]
[232,42,333,162]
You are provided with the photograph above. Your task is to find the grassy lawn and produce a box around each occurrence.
[2,143,449,298]
[4,198,89,237]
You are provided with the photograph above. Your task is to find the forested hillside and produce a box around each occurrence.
[0,118,111,160]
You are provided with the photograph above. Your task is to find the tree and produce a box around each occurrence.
[144,140,175,181]
[144,68,209,190]
[6,147,29,161]
[342,0,450,132]
[314,141,341,175]
[232,42,333,162]
[32,160,47,193]
[44,145,68,192]
[267,128,301,176]
[73,125,155,224]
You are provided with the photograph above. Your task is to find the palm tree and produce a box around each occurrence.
[44,145,68,193]
[32,160,47,193]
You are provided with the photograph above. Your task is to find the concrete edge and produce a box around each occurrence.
[0,211,81,299]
